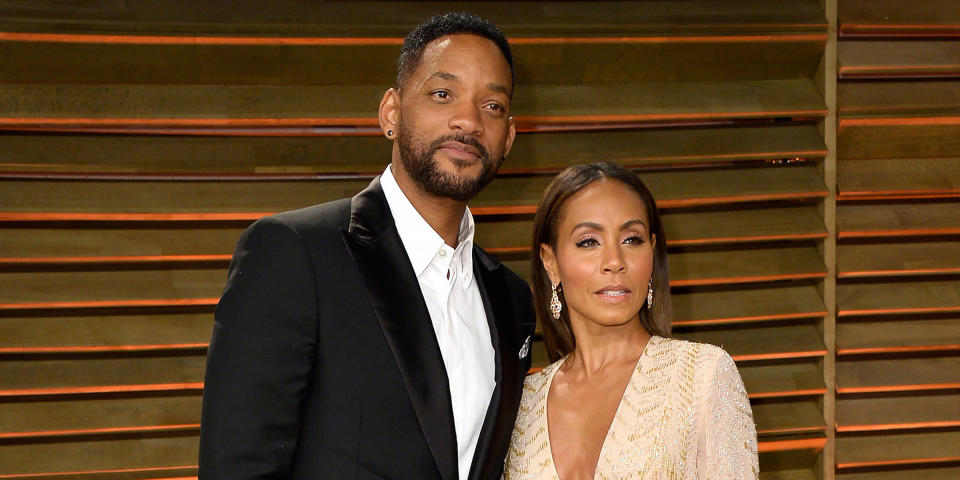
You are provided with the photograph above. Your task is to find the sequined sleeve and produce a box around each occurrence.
[696,349,759,479]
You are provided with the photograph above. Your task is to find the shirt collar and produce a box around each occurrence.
[380,164,475,279]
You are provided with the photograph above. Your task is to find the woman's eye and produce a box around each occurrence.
[623,235,644,245]
[576,237,600,248]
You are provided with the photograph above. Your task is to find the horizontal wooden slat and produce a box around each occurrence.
[672,285,826,327]
[839,41,960,79]
[0,79,827,134]
[669,246,826,287]
[676,322,826,362]
[752,398,826,436]
[0,125,827,174]
[0,313,212,351]
[838,158,960,199]
[838,280,960,317]
[0,165,828,214]
[0,1,828,37]
[837,117,960,162]
[836,430,960,469]
[839,0,960,37]
[837,465,960,480]
[838,316,960,354]
[0,435,198,478]
[838,81,960,117]
[837,202,960,239]
[740,359,826,398]
[837,392,960,433]
[836,354,960,393]
[0,355,204,393]
[0,465,196,480]
[0,226,246,259]
[0,395,200,440]
[0,269,225,304]
[0,34,825,85]
[759,470,817,480]
[837,241,960,278]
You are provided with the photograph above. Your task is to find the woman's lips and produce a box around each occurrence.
[595,285,632,303]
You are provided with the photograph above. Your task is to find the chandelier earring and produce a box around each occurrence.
[550,282,563,320]
[646,278,654,308]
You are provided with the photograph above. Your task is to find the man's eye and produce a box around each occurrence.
[431,90,450,100]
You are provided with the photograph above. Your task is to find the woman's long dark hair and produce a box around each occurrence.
[531,162,671,362]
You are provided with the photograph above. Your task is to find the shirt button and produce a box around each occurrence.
[439,250,447,257]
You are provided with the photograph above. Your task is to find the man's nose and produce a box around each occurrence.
[448,102,484,136]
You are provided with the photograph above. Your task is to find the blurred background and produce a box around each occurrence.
[1,1,958,478]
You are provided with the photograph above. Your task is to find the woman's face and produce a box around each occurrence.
[541,179,656,330]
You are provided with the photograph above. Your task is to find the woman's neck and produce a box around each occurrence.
[564,320,652,376]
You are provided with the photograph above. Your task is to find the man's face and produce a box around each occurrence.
[393,34,516,202]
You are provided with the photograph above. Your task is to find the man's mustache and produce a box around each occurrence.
[426,134,491,163]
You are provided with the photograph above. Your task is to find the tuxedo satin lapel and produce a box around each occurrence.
[341,178,458,480]
[468,250,521,480]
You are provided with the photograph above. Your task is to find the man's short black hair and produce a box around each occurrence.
[397,12,514,95]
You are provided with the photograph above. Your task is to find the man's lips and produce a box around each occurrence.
[439,141,481,161]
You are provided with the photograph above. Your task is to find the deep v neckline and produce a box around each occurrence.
[543,337,656,480]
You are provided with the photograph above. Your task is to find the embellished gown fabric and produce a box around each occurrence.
[503,336,759,480]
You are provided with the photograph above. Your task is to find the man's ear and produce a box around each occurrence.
[540,243,560,285]
[378,88,399,139]
[503,116,517,157]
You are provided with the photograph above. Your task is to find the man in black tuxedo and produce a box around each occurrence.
[199,12,536,480]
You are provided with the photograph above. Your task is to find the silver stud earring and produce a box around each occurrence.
[646,278,654,308]
[550,282,562,320]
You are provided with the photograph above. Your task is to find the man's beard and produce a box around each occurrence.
[396,122,503,202]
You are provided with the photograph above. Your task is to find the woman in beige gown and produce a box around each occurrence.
[504,163,758,480]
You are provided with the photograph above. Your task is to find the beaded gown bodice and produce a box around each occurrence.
[503,336,758,480]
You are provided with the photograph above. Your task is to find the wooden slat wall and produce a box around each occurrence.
[2,0,909,478]
[835,0,960,479]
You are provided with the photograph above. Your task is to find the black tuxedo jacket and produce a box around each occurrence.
[199,177,536,480]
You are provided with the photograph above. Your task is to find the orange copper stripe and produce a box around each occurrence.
[838,193,960,201]
[839,228,960,239]
[0,212,270,222]
[757,437,826,453]
[837,420,960,433]
[672,311,827,327]
[749,388,828,399]
[0,298,219,311]
[0,343,208,354]
[837,383,960,394]
[670,272,827,287]
[756,425,827,435]
[0,31,827,45]
[837,456,960,470]
[670,232,829,246]
[837,344,960,355]
[0,465,196,480]
[840,116,960,127]
[0,254,231,265]
[838,306,960,317]
[0,382,204,398]
[839,267,960,278]
[732,350,827,362]
[0,423,199,440]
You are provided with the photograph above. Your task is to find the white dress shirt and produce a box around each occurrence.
[380,165,496,480]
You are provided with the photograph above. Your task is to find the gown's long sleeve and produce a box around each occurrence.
[695,350,759,479]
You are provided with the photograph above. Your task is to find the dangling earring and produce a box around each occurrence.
[550,282,563,319]
[646,278,654,308]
